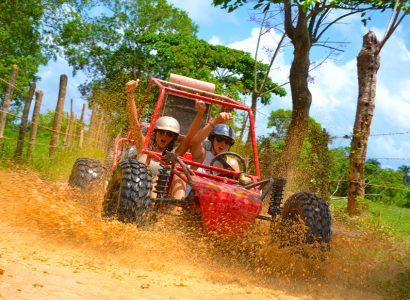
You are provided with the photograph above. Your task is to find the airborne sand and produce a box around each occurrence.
[0,169,388,299]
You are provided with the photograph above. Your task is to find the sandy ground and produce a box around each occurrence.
[0,169,393,299]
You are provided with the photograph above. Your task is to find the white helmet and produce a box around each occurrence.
[154,116,180,135]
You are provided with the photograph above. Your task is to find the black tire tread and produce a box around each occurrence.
[102,159,153,225]
[281,192,332,245]
[68,158,104,188]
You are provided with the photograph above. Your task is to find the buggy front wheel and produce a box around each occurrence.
[102,159,153,225]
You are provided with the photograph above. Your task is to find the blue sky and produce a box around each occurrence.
[36,1,410,169]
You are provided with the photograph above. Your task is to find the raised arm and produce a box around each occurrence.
[126,80,145,152]
[174,100,206,156]
[190,112,233,163]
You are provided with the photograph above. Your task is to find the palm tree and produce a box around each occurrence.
[398,165,410,185]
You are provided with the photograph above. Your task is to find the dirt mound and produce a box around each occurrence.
[0,169,405,299]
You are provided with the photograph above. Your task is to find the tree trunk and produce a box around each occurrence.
[348,31,380,215]
[277,12,311,192]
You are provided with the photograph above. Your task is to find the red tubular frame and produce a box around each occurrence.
[112,77,260,178]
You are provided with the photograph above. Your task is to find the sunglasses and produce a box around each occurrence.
[214,136,233,146]
[156,130,176,138]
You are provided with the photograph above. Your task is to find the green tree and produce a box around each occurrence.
[0,0,46,102]
[399,165,410,186]
[328,147,350,198]
[365,163,410,207]
[265,109,330,197]
[55,0,286,134]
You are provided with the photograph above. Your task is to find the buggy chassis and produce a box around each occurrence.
[103,76,331,242]
[68,74,331,245]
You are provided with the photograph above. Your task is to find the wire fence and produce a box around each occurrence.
[330,179,410,193]
[0,68,109,161]
[1,66,409,195]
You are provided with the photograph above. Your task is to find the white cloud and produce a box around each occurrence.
[36,57,90,122]
[208,36,221,45]
[231,20,410,169]
[227,27,289,85]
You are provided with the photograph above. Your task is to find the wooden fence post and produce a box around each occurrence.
[27,90,43,160]
[71,113,77,149]
[49,74,67,156]
[0,64,19,150]
[87,104,98,146]
[67,112,75,149]
[78,103,86,149]
[15,82,36,161]
[96,111,104,149]
[63,112,70,147]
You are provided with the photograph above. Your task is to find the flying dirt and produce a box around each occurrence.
[1,168,402,299]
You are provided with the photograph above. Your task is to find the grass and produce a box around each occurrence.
[330,198,410,241]
[1,124,105,180]
[330,198,410,299]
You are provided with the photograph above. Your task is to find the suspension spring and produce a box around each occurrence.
[267,178,286,221]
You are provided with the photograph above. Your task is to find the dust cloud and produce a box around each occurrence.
[0,169,406,299]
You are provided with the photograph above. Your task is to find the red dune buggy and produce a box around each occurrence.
[71,74,332,246]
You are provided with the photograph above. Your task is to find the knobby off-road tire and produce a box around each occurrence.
[281,192,332,249]
[102,159,153,225]
[68,158,105,188]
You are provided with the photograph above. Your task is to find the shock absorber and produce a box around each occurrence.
[267,178,286,221]
[154,164,171,198]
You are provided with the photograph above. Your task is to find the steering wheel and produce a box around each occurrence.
[209,151,247,176]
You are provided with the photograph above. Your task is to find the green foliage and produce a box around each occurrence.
[56,0,198,79]
[365,161,410,207]
[1,111,104,180]
[328,151,410,207]
[399,165,410,185]
[330,198,410,241]
[54,0,285,137]
[0,0,46,103]
[260,109,330,197]
[328,147,350,197]
[30,146,105,181]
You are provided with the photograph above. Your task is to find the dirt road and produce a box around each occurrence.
[0,169,388,299]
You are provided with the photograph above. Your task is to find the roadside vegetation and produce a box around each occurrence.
[0,112,105,181]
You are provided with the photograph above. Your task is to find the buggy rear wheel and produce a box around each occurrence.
[68,158,104,188]
[280,192,332,249]
[102,159,153,225]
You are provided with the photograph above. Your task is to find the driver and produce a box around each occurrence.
[190,112,240,173]
[126,79,206,199]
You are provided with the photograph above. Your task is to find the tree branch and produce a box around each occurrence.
[312,7,332,43]
[284,1,295,40]
[254,9,268,92]
[379,0,409,52]
[257,32,287,95]
[315,9,368,43]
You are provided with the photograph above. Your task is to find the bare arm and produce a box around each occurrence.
[126,80,145,152]
[190,112,233,163]
[174,100,206,156]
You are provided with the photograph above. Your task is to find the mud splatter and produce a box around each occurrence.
[0,169,408,299]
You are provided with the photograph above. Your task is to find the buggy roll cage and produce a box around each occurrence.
[113,76,261,182]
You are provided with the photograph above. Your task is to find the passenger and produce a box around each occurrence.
[190,112,240,173]
[126,79,206,199]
